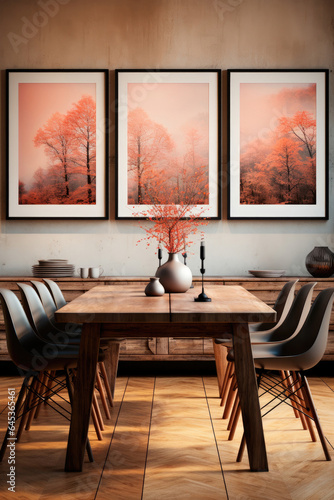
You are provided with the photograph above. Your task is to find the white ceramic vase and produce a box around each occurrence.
[155,253,192,293]
[145,277,165,296]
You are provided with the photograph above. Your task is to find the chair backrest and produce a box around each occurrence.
[262,282,316,342]
[251,280,298,333]
[280,287,334,370]
[43,279,67,309]
[0,288,79,373]
[17,283,56,342]
[31,280,57,321]
[0,288,46,371]
[272,279,298,325]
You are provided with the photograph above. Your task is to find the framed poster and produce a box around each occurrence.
[228,69,328,219]
[116,69,221,219]
[7,69,109,219]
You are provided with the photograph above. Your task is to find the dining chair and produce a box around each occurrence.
[31,280,58,324]
[218,282,316,430]
[43,278,121,404]
[235,287,334,462]
[29,281,112,416]
[214,280,298,399]
[31,280,81,335]
[17,282,77,343]
[17,282,112,424]
[0,288,94,462]
[249,279,298,333]
[43,278,67,309]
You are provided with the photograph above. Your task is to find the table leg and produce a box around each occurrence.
[65,323,101,472]
[232,322,268,472]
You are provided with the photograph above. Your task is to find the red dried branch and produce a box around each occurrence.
[136,203,208,254]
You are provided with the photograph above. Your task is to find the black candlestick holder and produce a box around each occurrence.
[182,251,187,266]
[194,257,211,302]
[182,252,194,288]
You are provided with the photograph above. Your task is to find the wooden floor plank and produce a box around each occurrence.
[203,375,334,500]
[203,376,293,500]
[321,376,334,392]
[0,374,128,500]
[142,377,228,500]
[308,377,334,448]
[95,377,155,500]
[0,374,333,499]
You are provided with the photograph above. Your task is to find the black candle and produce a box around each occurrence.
[200,240,205,260]
[158,247,162,260]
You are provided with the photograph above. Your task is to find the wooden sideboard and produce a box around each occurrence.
[0,276,334,362]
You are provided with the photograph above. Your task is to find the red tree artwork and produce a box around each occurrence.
[240,83,317,205]
[127,107,209,206]
[19,95,97,205]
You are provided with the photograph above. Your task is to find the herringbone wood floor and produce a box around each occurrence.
[0,372,333,499]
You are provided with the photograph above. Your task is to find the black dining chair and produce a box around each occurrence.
[19,282,112,423]
[43,278,121,405]
[31,280,81,334]
[235,287,334,463]
[217,282,316,433]
[0,288,94,462]
[214,280,299,402]
[43,278,67,309]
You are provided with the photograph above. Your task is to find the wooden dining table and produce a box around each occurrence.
[55,284,276,473]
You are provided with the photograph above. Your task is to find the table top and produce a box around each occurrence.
[55,284,276,324]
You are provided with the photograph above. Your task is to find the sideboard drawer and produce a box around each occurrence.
[169,338,205,355]
[120,337,157,355]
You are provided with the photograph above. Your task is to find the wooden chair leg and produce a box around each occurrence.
[91,401,103,441]
[228,396,241,441]
[93,392,104,432]
[299,373,331,461]
[96,368,111,419]
[236,433,246,462]
[44,370,56,404]
[280,370,300,420]
[285,371,309,431]
[34,371,49,419]
[213,342,228,396]
[220,359,232,400]
[222,373,237,420]
[25,373,44,430]
[227,389,240,429]
[99,361,113,407]
[17,376,38,441]
[221,361,234,407]
[292,371,317,442]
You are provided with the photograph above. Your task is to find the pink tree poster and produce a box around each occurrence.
[19,83,97,206]
[117,70,221,219]
[228,70,328,219]
[7,70,108,219]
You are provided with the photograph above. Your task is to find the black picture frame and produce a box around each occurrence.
[115,69,221,220]
[7,69,109,220]
[228,69,329,220]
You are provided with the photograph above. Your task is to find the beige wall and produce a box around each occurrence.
[0,0,333,276]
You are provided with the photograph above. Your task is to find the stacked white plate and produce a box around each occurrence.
[248,270,286,278]
[32,259,75,277]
